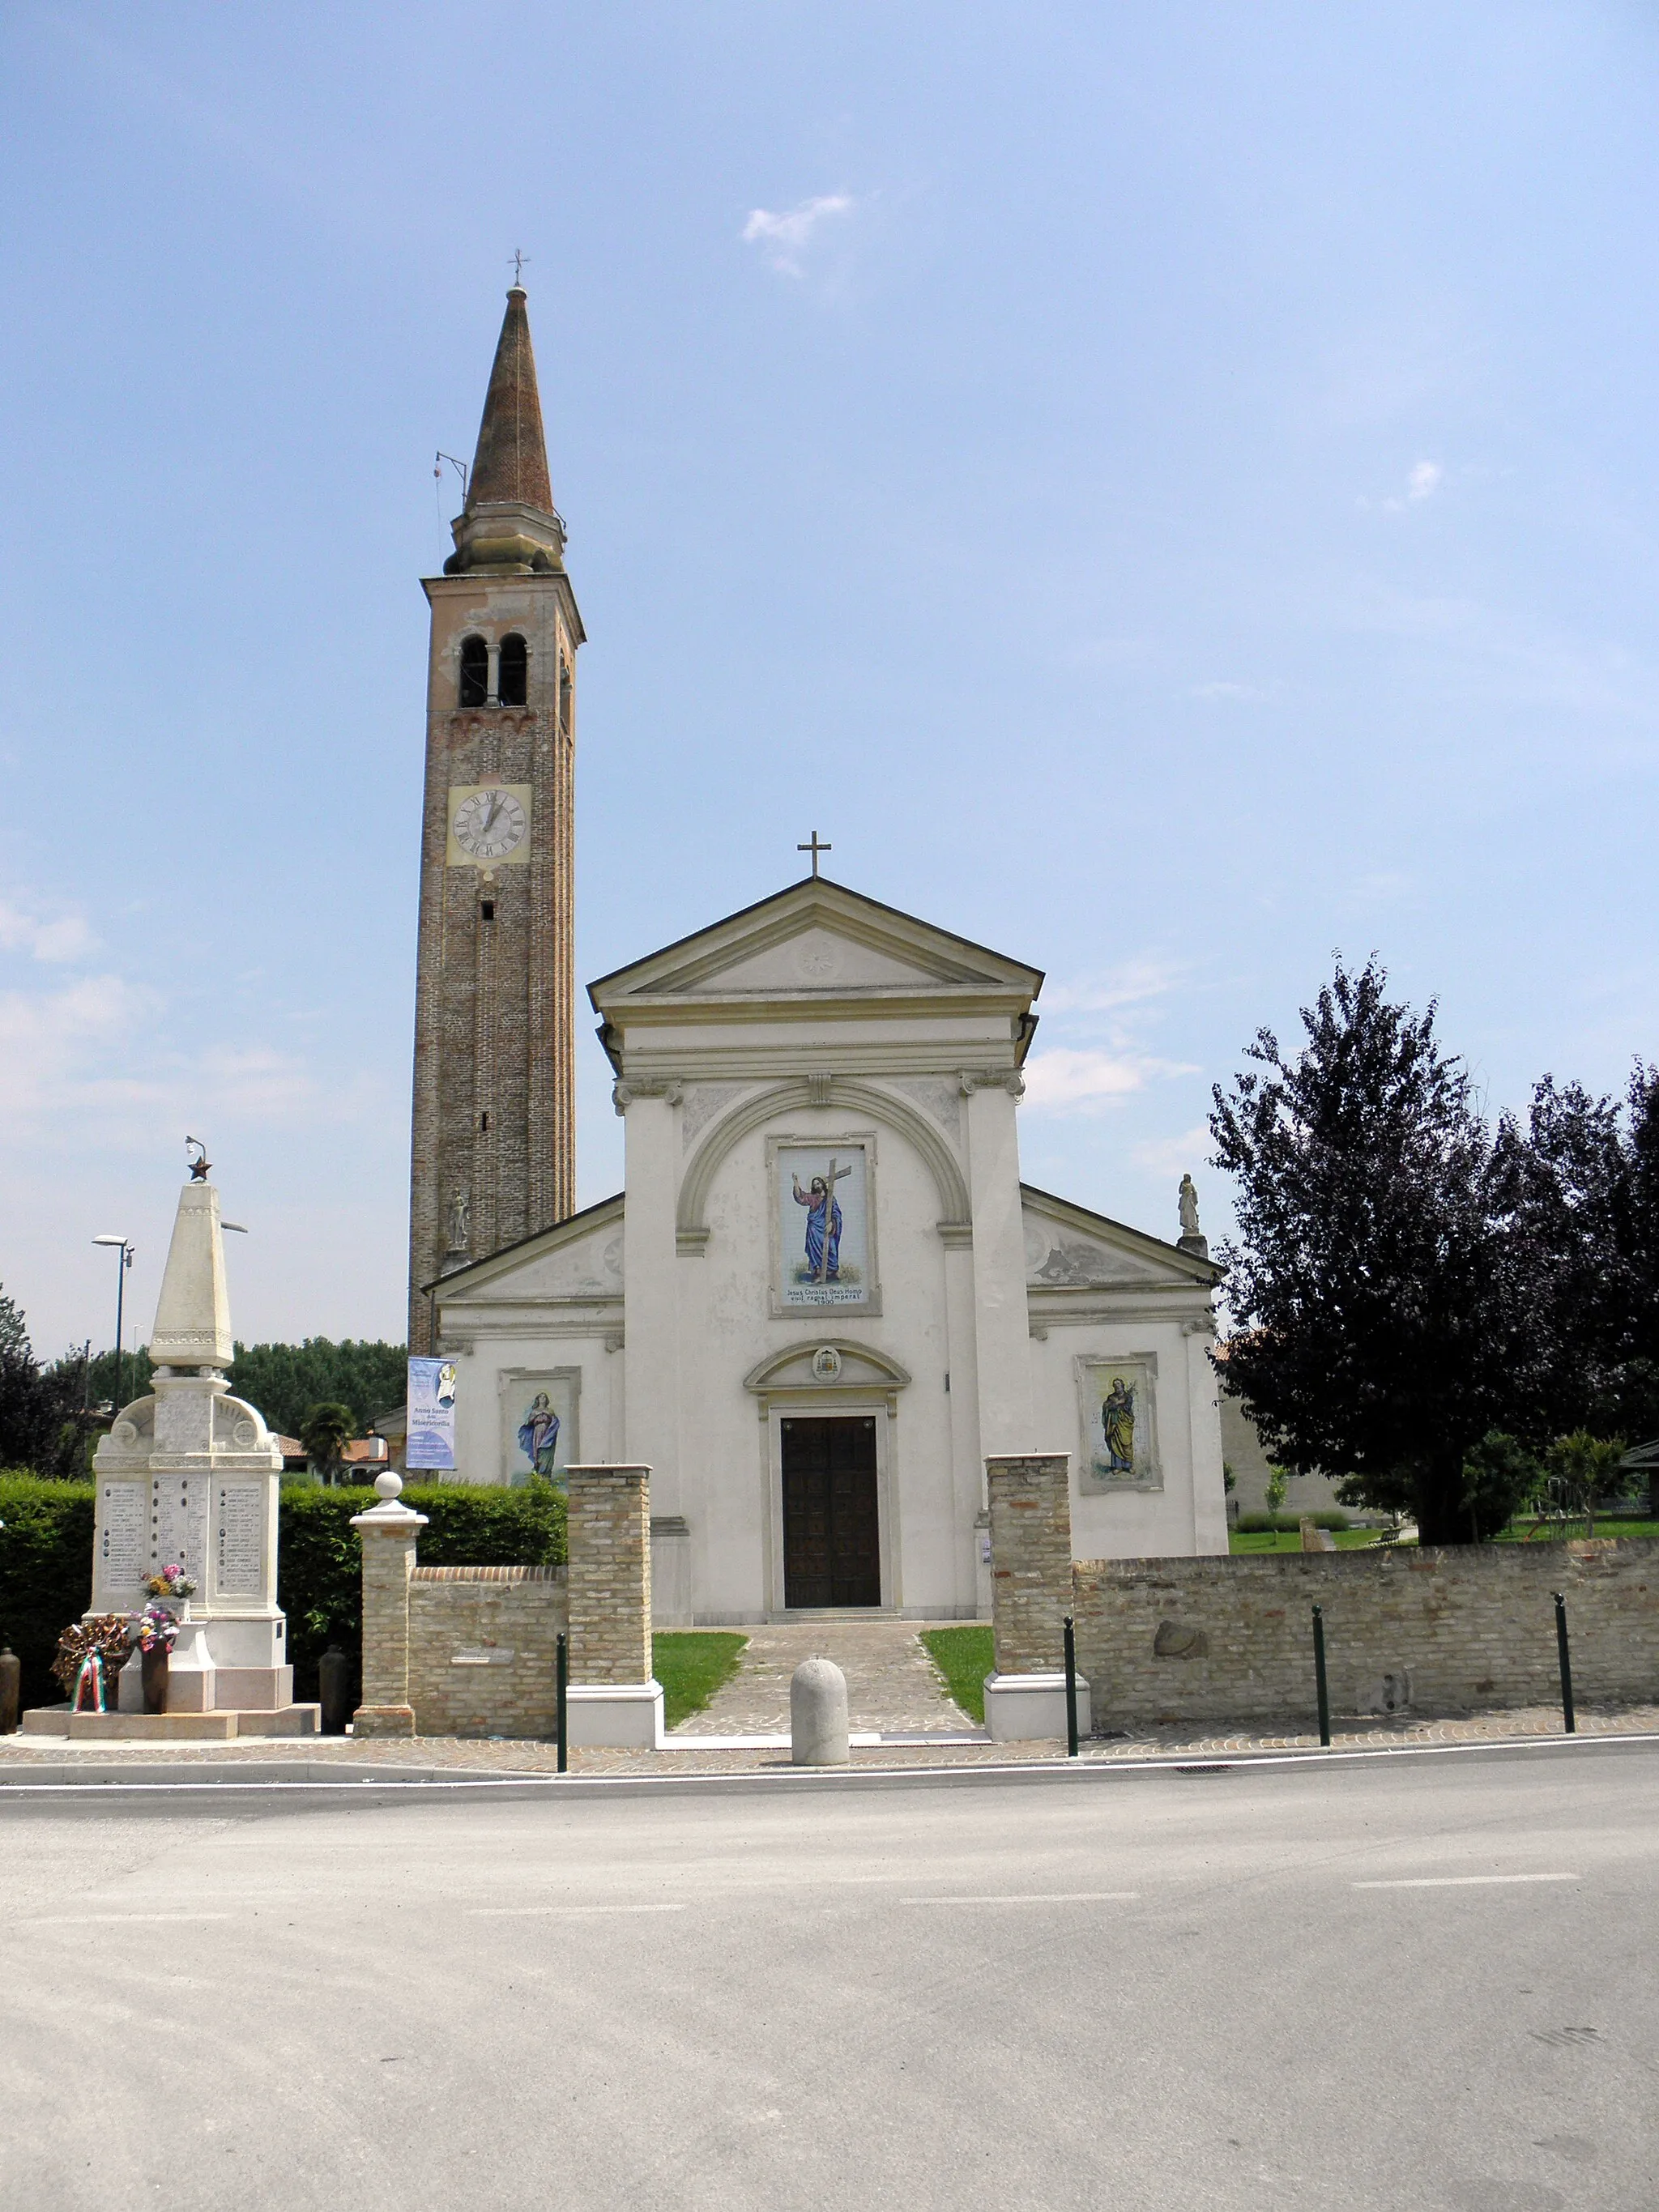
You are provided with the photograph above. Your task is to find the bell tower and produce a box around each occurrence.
[408,285,583,1352]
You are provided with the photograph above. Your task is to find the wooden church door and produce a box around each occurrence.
[781,1416,881,1608]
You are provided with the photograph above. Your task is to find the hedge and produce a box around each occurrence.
[0,1473,566,1714]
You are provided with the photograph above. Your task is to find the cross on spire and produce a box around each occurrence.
[510,248,530,286]
[797,830,831,877]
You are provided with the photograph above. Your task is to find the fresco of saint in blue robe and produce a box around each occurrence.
[791,1174,842,1282]
[517,1392,561,1480]
[1102,1379,1135,1473]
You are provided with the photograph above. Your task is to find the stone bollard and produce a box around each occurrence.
[318,1646,353,1735]
[791,1656,850,1767]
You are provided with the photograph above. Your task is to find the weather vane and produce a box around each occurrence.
[186,1136,211,1183]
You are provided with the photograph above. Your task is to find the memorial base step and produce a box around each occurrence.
[19,1704,322,1741]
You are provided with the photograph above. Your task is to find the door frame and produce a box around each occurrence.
[761,1394,898,1613]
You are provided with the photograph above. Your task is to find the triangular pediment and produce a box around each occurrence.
[589,878,1043,1012]
[428,1195,625,1304]
[1021,1185,1220,1289]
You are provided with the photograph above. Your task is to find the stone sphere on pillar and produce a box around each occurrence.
[791,1656,850,1767]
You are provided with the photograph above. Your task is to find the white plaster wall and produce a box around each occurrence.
[683,1094,970,1620]
[446,1333,620,1485]
[1027,1317,1229,1558]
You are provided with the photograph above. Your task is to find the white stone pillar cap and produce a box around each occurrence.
[350,1469,429,1532]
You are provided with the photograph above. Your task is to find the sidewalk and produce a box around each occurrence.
[3,1699,1654,1781]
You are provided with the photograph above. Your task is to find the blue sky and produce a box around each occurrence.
[2,3,1657,1358]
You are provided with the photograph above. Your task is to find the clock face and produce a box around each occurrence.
[450,787,529,862]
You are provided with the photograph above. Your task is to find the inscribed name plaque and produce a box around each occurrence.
[151,1474,209,1583]
[215,1482,265,1597]
[99,1482,147,1590]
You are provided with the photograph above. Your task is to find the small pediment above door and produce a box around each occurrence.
[1021,1184,1220,1289]
[743,1338,913,1396]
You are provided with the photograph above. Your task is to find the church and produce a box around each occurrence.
[408,287,1229,1626]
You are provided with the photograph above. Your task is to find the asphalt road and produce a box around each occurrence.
[2,1741,1654,2211]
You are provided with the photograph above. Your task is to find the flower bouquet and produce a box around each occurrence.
[145,1563,197,1602]
[128,1602,180,1715]
[128,1604,180,1656]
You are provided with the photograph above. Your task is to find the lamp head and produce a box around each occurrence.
[92,1235,128,1248]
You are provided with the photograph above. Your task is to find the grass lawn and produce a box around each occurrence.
[920,1625,994,1725]
[1229,1528,1405,1554]
[651,1631,748,1730]
[1494,1516,1659,1544]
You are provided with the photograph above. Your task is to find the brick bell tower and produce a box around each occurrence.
[408,285,583,1352]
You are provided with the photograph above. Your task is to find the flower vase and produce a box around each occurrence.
[140,1646,169,1715]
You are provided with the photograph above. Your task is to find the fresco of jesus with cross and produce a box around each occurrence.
[791,1156,852,1282]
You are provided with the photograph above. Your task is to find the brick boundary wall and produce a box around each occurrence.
[355,1464,652,1740]
[565,1464,653,1685]
[1071,1541,1659,1728]
[987,1454,1073,1676]
[407,1566,568,1737]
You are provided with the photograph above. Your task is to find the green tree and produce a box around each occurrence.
[0,1289,82,1477]
[1211,958,1525,1546]
[1459,1431,1543,1541]
[228,1340,407,1437]
[1543,1431,1627,1537]
[298,1402,356,1477]
[1264,1465,1289,1519]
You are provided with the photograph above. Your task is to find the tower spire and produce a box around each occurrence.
[469,286,553,513]
[444,286,565,576]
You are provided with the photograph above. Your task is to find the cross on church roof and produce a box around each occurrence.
[797,830,831,877]
[510,248,530,287]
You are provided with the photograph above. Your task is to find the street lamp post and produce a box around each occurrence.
[92,1236,134,1411]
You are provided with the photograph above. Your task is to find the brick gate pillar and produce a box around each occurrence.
[565,1464,663,1749]
[351,1473,429,1738]
[983,1451,1090,1742]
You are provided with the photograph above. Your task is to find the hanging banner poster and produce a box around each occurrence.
[407,1357,458,1471]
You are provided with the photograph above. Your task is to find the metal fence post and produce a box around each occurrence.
[1311,1604,1331,1748]
[556,1628,569,1773]
[1551,1592,1576,1735]
[1063,1614,1079,1759]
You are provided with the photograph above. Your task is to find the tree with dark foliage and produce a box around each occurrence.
[1210,960,1529,1545]
[0,1288,82,1477]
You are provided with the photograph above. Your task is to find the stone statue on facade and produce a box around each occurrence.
[447,1188,471,1254]
[1177,1173,1208,1259]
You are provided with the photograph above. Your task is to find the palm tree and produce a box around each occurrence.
[298,1401,356,1485]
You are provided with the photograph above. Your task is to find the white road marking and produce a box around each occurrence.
[465,1903,689,1917]
[23,1912,235,1926]
[902,1892,1141,1906]
[1351,1873,1580,1890]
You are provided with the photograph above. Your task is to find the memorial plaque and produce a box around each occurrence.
[98,1483,147,1589]
[215,1481,265,1597]
[151,1475,208,1586]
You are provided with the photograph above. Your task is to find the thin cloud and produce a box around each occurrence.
[1132,1125,1213,1179]
[1375,458,1444,513]
[1041,958,1185,1016]
[1023,1046,1196,1114]
[1192,680,1275,703]
[742,193,854,277]
[0,897,97,963]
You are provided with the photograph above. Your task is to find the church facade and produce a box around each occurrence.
[413,291,1228,1625]
[429,878,1228,1624]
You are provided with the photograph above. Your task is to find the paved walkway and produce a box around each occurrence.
[670,1619,979,1737]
